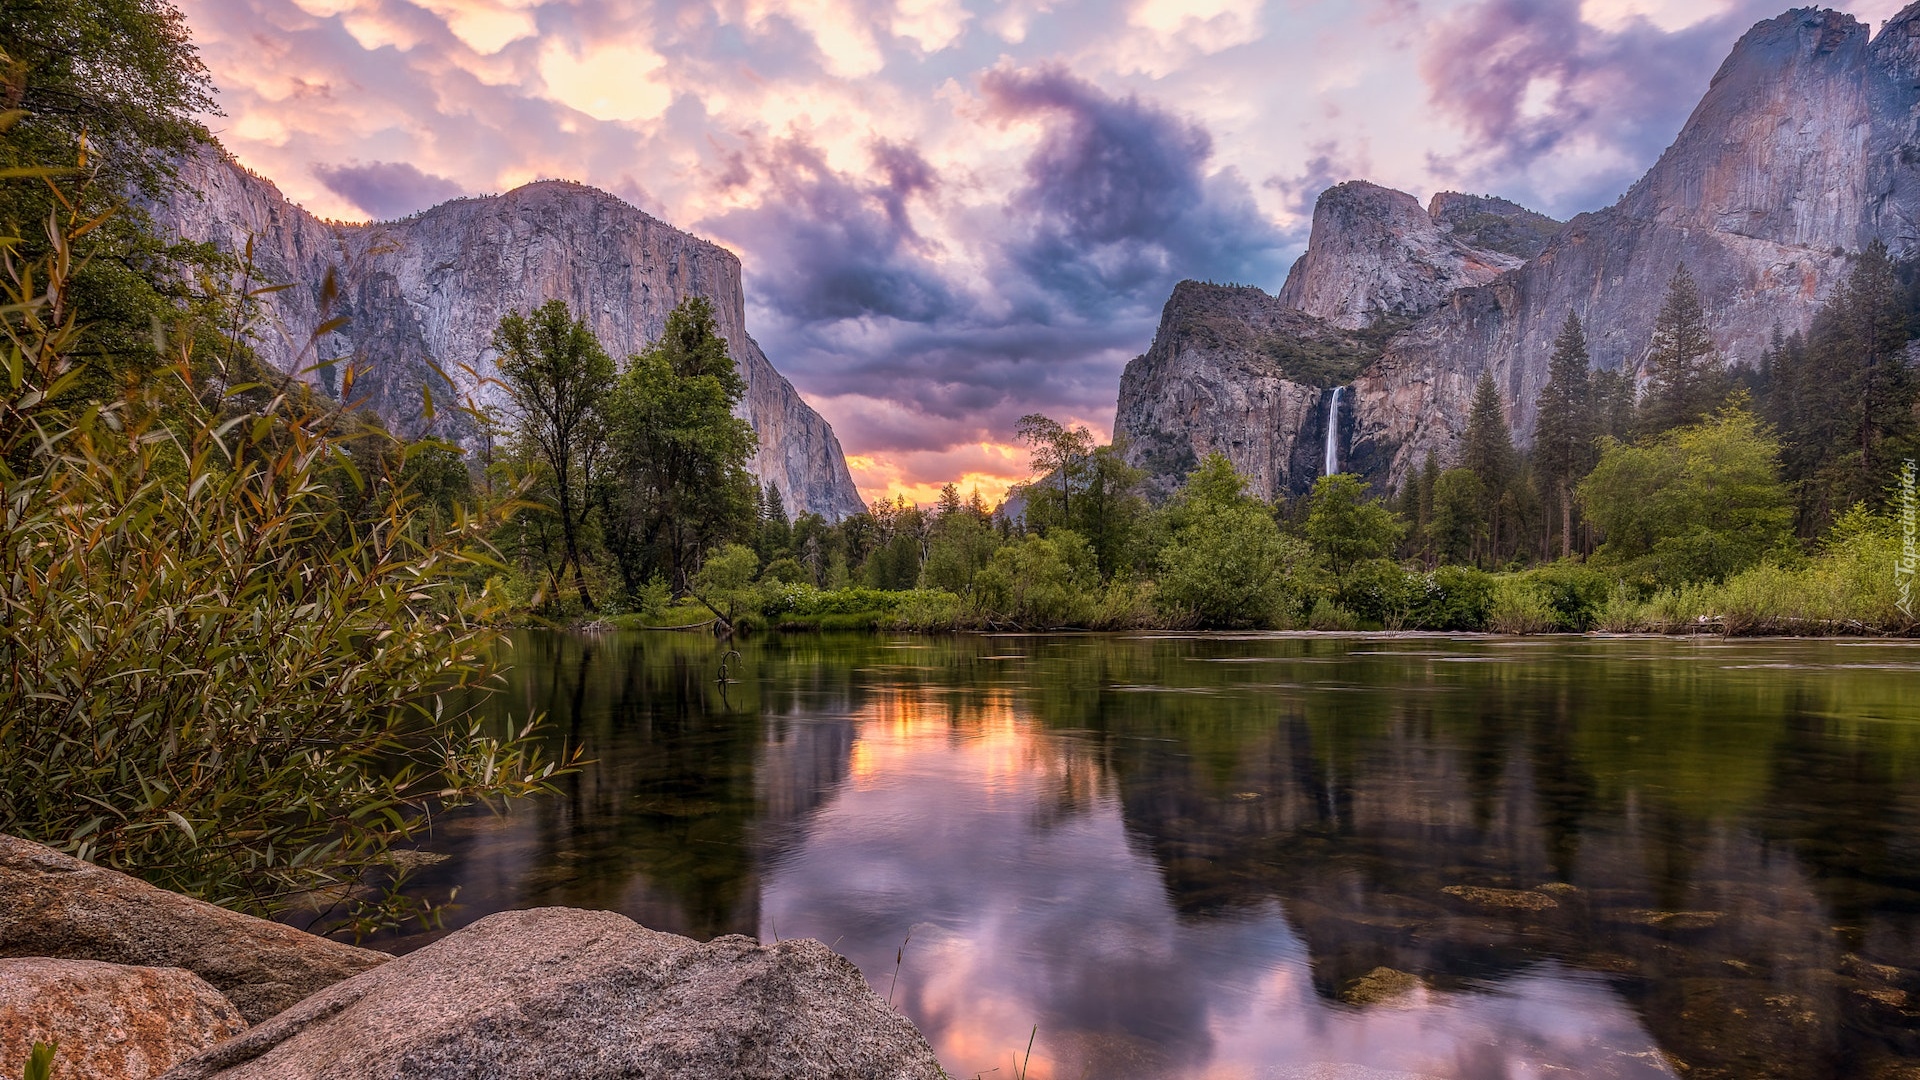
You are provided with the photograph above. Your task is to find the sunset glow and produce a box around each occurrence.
[177,0,1906,501]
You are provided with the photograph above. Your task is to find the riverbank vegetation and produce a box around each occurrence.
[0,22,564,927]
[484,257,1916,637]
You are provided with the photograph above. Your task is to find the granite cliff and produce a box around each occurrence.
[152,152,867,520]
[1118,5,1920,497]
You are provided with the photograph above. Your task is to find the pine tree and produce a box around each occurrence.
[1773,242,1917,532]
[1533,312,1596,559]
[1638,264,1724,435]
[1461,370,1516,564]
[1589,368,1637,440]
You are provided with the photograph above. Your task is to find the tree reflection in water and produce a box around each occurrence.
[370,632,1920,1080]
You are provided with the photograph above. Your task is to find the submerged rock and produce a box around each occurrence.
[0,958,246,1080]
[159,907,947,1080]
[1438,885,1559,912]
[0,834,388,1023]
[1338,967,1426,1007]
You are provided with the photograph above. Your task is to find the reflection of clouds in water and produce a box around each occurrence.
[760,687,1674,1080]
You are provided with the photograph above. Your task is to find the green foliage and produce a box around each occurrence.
[1594,505,1912,634]
[1487,575,1556,634]
[1,10,225,392]
[1257,317,1405,387]
[22,1041,55,1080]
[1429,468,1484,566]
[973,531,1099,628]
[602,297,758,596]
[1407,565,1495,631]
[692,543,760,625]
[1579,404,1795,589]
[1534,312,1596,558]
[493,300,614,609]
[1153,455,1314,627]
[1765,242,1918,534]
[0,201,565,918]
[1158,504,1314,628]
[922,504,998,594]
[1303,473,1405,581]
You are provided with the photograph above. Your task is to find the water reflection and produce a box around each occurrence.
[379,632,1920,1080]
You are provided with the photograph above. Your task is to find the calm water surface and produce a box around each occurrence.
[386,632,1920,1080]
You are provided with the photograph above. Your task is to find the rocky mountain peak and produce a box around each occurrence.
[1624,6,1875,249]
[1119,4,1920,499]
[153,151,867,520]
[1276,180,1526,331]
[1427,193,1562,261]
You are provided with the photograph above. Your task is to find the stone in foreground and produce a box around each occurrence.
[160,907,948,1080]
[0,958,247,1080]
[0,834,389,1023]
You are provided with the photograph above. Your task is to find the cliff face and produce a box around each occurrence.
[1275,181,1530,331]
[153,153,867,520]
[1122,5,1920,496]
[1115,283,1366,500]
[1118,187,1556,499]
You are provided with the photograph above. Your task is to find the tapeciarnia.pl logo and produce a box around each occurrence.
[1900,458,1916,620]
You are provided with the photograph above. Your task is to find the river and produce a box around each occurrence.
[378,631,1920,1080]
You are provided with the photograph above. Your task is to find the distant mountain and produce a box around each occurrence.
[1118,4,1920,498]
[151,152,867,520]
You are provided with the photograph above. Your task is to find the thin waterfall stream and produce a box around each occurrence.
[1323,386,1343,475]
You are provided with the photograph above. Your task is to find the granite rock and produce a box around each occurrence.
[0,834,388,1024]
[0,958,246,1080]
[150,156,866,520]
[159,907,948,1080]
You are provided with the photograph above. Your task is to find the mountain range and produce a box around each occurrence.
[1117,4,1920,499]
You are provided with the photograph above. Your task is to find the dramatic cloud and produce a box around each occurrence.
[1418,0,1799,208]
[313,160,466,220]
[178,0,1902,503]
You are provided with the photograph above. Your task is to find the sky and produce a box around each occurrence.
[177,0,1911,505]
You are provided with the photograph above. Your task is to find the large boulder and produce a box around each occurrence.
[0,958,247,1080]
[160,907,949,1080]
[0,834,389,1023]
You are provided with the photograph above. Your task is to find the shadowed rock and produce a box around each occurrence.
[159,907,948,1080]
[0,835,388,1023]
[0,958,247,1080]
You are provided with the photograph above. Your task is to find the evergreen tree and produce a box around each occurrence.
[1589,367,1637,440]
[1638,264,1724,435]
[604,297,759,593]
[1533,312,1596,558]
[761,481,791,558]
[1461,370,1516,564]
[1770,243,1917,533]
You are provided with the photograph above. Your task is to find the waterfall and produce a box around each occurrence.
[1323,387,1343,476]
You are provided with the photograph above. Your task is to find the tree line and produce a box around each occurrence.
[495,252,1916,634]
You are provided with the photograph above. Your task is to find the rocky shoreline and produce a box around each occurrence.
[0,835,947,1080]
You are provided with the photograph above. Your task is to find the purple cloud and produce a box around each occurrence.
[312,160,465,220]
[1419,0,1790,211]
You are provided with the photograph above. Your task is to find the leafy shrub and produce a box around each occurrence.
[1521,562,1612,631]
[973,531,1098,628]
[1488,576,1556,634]
[1406,565,1495,630]
[1306,597,1361,631]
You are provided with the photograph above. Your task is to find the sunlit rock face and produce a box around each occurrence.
[1125,5,1920,494]
[152,154,866,520]
[1114,283,1352,501]
[1276,181,1529,332]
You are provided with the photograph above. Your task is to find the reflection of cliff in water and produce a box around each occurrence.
[1067,656,1920,1080]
